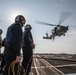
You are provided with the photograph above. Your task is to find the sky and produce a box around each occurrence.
[0,0,76,54]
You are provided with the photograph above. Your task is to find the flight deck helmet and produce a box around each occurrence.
[15,15,26,25]
[25,24,32,30]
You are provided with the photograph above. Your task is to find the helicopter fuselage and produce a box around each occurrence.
[52,26,68,37]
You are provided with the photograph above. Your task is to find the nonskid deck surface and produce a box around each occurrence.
[0,53,76,75]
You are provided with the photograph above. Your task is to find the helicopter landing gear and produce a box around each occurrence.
[46,33,48,38]
[52,36,55,41]
[50,35,52,39]
[63,34,65,36]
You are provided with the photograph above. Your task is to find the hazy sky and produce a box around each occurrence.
[0,0,76,54]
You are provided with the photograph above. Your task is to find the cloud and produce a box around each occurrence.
[54,4,58,7]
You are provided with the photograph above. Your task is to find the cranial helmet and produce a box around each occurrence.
[15,15,26,23]
[25,24,32,30]
[0,29,3,34]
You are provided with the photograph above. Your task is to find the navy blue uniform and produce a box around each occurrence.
[3,23,22,75]
[22,28,34,75]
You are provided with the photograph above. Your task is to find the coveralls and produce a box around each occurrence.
[3,23,22,75]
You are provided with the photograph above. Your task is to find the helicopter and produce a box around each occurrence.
[36,12,72,41]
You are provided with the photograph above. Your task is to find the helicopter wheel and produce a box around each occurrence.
[58,35,60,37]
[63,34,65,36]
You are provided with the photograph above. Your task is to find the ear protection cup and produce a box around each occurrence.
[15,15,20,21]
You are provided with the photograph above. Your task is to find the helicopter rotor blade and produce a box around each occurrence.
[58,11,73,25]
[35,20,57,26]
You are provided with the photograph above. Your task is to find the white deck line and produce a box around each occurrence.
[42,58,64,74]
[33,58,40,75]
